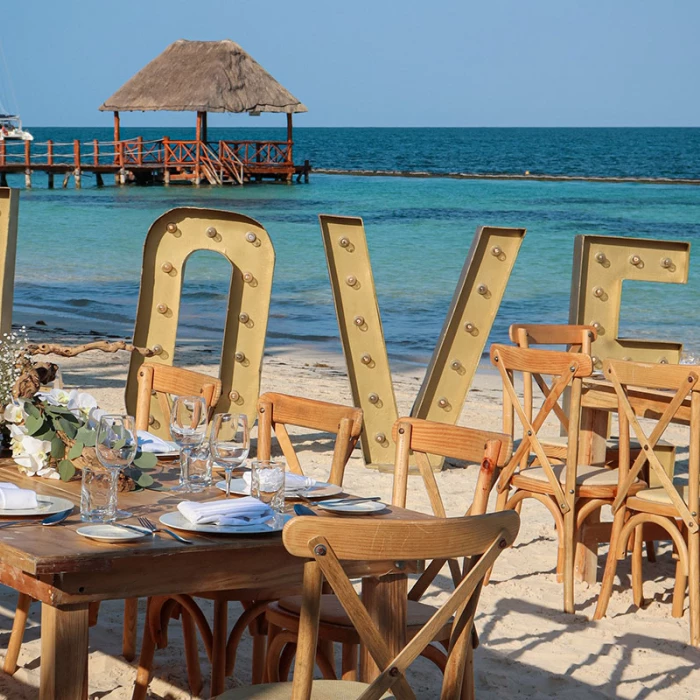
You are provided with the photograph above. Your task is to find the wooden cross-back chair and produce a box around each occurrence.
[594,359,700,646]
[490,344,646,613]
[258,392,363,486]
[3,363,223,678]
[215,511,520,700]
[133,392,363,700]
[264,417,512,694]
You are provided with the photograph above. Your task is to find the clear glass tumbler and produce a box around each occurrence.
[170,395,208,492]
[250,459,285,515]
[188,442,213,491]
[81,464,117,522]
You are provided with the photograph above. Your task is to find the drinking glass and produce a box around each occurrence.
[209,413,249,497]
[80,464,116,522]
[250,459,285,515]
[94,414,137,520]
[170,396,208,492]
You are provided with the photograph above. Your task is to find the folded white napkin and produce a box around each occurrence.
[178,496,273,526]
[243,471,315,494]
[0,483,38,510]
[137,431,179,454]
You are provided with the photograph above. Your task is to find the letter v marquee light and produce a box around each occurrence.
[321,215,525,468]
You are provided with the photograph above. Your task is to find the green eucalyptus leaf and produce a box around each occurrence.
[113,438,126,451]
[50,437,65,459]
[136,472,155,488]
[34,424,56,441]
[68,441,84,460]
[58,460,76,481]
[76,427,96,447]
[133,451,157,469]
[25,414,44,436]
[58,418,78,439]
[23,402,40,419]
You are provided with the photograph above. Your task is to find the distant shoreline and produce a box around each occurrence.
[314,168,700,186]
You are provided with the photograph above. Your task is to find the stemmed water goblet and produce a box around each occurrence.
[94,414,137,520]
[170,395,208,492]
[209,413,250,498]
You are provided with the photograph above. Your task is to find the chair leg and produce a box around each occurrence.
[673,559,687,619]
[251,631,267,684]
[132,602,157,700]
[461,645,474,700]
[563,504,576,614]
[3,593,32,675]
[181,610,203,696]
[594,506,626,620]
[122,598,138,661]
[341,643,358,681]
[210,599,228,697]
[88,601,100,627]
[688,530,700,646]
[645,539,657,563]
[264,622,281,683]
[632,526,645,608]
[484,488,509,585]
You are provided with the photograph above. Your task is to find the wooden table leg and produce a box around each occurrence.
[40,603,89,700]
[359,573,407,682]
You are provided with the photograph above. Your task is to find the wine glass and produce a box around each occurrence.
[170,395,208,492]
[209,413,250,498]
[94,414,137,520]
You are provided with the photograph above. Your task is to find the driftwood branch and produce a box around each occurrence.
[27,340,157,358]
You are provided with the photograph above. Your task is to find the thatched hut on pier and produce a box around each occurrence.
[100,39,309,184]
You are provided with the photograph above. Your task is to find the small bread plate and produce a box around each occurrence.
[159,510,292,535]
[0,495,75,518]
[317,500,387,515]
[77,524,148,543]
[215,478,343,500]
[154,450,180,460]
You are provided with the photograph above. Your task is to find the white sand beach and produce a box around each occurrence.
[0,346,697,699]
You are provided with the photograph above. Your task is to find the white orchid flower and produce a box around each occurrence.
[37,466,60,480]
[3,402,24,424]
[12,434,52,475]
[67,391,98,419]
[37,388,71,407]
[87,407,106,429]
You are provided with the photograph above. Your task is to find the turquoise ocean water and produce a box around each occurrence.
[4,127,700,364]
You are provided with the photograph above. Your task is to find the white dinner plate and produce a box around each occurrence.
[215,478,343,500]
[77,524,148,543]
[0,495,75,518]
[159,510,292,534]
[317,500,387,514]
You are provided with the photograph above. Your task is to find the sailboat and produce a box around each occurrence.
[0,114,32,141]
[0,41,32,141]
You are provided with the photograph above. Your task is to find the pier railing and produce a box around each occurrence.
[0,137,294,185]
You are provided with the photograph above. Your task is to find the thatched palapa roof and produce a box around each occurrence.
[100,39,307,114]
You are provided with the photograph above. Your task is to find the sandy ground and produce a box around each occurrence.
[0,344,698,699]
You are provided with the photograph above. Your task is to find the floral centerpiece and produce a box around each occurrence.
[0,328,157,488]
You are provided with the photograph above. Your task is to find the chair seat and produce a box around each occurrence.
[513,463,620,487]
[216,680,392,699]
[633,485,690,506]
[279,594,438,629]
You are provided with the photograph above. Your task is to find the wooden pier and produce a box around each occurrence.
[0,137,311,188]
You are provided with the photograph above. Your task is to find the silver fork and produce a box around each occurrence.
[137,516,193,545]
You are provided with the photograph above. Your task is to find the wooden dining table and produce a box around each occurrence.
[575,375,690,584]
[0,460,424,700]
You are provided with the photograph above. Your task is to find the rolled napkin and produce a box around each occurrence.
[178,496,273,526]
[243,471,316,494]
[0,483,38,510]
[137,431,179,454]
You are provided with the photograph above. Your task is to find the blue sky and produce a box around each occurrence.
[1,0,698,128]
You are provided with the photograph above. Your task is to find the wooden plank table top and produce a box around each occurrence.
[0,459,427,699]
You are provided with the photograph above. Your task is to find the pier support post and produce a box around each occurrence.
[119,168,127,185]
[164,169,170,186]
[74,169,81,189]
[0,173,6,188]
[95,173,104,188]
[24,170,31,189]
[62,172,70,188]
[47,173,54,189]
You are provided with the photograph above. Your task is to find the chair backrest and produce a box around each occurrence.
[604,358,700,535]
[490,344,593,518]
[134,363,222,432]
[509,324,596,425]
[390,416,513,597]
[257,392,363,486]
[282,511,520,700]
